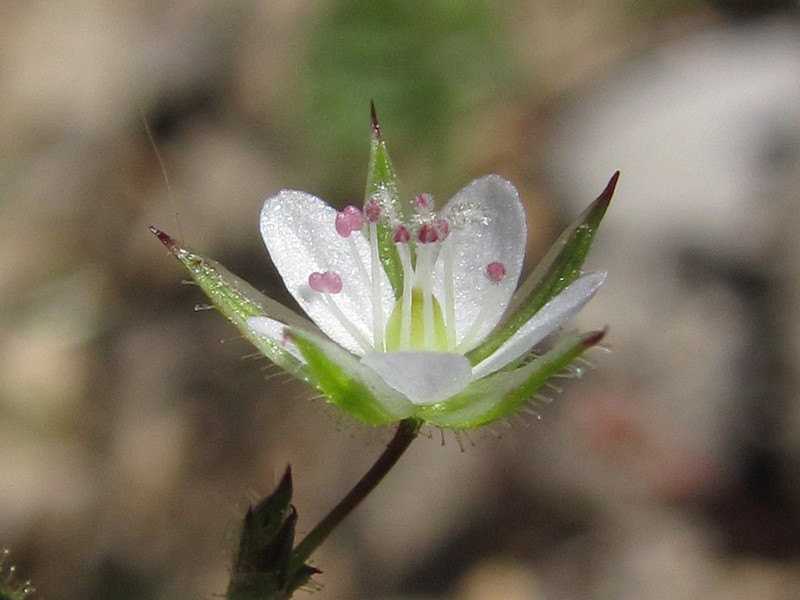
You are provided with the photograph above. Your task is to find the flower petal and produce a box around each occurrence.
[468,173,617,365]
[418,329,606,429]
[361,351,473,406]
[434,176,527,349]
[471,271,606,379]
[261,190,395,355]
[288,327,416,424]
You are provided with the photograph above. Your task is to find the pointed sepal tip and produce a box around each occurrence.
[597,171,620,209]
[149,225,176,251]
[582,327,608,349]
[369,101,381,138]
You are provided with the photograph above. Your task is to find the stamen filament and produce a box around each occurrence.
[398,243,414,350]
[418,245,435,348]
[347,236,372,291]
[369,223,384,351]
[346,234,381,348]
[323,293,373,353]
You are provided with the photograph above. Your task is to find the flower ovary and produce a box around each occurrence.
[385,288,448,351]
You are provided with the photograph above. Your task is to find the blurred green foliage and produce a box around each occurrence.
[301,0,518,200]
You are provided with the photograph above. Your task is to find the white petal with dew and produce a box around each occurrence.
[248,316,304,362]
[361,351,474,405]
[434,176,527,350]
[261,190,395,355]
[471,271,606,379]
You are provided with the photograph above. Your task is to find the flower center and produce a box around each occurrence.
[311,196,507,356]
[384,288,448,351]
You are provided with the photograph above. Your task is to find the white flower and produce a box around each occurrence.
[154,115,615,429]
[245,173,613,428]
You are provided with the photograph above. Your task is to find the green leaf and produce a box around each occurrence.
[467,172,617,365]
[151,228,315,384]
[420,329,606,429]
[365,103,404,298]
[289,326,415,425]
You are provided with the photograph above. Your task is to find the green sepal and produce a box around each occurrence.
[420,329,606,429]
[151,228,315,385]
[288,327,415,425]
[365,103,404,298]
[467,173,618,365]
[227,467,320,600]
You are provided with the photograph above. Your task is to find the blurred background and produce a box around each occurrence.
[1,0,800,598]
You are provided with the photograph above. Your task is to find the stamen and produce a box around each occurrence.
[333,207,382,349]
[309,271,372,352]
[441,237,457,350]
[394,228,414,349]
[309,271,343,293]
[365,199,382,223]
[418,223,438,244]
[322,294,372,353]
[335,213,350,237]
[334,209,372,297]
[393,225,410,243]
[335,205,364,237]
[416,244,435,348]
[347,236,372,291]
[369,222,384,350]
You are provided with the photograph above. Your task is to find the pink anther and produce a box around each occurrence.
[364,199,382,223]
[393,225,411,243]
[418,223,438,244]
[486,262,507,283]
[309,271,343,294]
[335,205,364,237]
[416,194,431,209]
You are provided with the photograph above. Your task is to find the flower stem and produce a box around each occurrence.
[290,418,421,567]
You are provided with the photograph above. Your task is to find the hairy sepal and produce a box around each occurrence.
[365,104,404,298]
[158,232,315,380]
[420,329,606,429]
